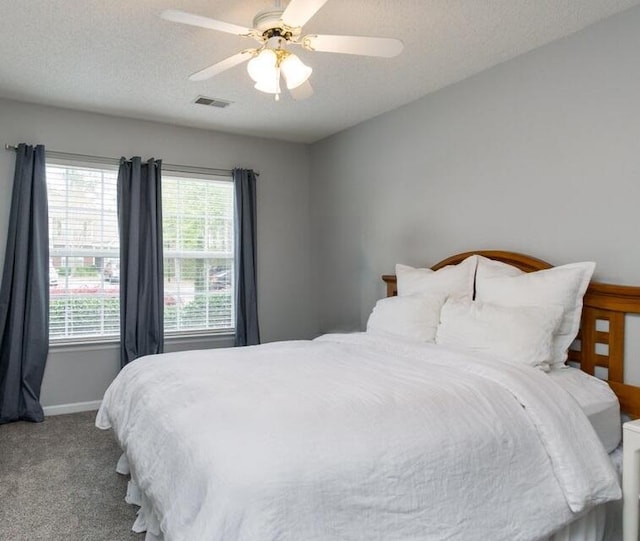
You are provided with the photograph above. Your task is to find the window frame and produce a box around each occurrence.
[161,168,236,338]
[46,158,236,346]
[46,158,121,345]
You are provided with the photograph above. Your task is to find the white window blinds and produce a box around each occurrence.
[47,162,120,341]
[162,173,235,334]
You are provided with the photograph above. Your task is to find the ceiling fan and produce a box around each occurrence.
[161,0,404,101]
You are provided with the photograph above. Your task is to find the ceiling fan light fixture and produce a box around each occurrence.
[280,53,312,89]
[247,49,278,83]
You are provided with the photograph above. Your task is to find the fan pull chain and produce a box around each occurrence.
[275,66,281,101]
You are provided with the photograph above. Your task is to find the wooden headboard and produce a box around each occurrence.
[382,250,640,417]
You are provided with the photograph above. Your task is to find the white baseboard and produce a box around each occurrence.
[43,400,102,416]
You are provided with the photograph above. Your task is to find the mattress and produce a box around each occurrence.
[548,366,621,453]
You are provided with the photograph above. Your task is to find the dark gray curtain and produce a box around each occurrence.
[117,157,164,367]
[233,168,260,346]
[0,144,49,424]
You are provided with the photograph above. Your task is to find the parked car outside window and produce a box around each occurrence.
[208,267,231,290]
[49,265,59,287]
[103,262,120,283]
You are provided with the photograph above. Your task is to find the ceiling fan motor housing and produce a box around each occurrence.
[253,8,299,40]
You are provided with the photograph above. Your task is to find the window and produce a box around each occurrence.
[162,173,235,334]
[47,162,120,341]
[47,160,235,342]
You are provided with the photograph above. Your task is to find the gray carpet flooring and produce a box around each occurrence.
[0,411,144,541]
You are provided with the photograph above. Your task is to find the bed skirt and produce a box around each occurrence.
[114,449,623,541]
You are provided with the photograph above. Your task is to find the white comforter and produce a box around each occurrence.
[96,333,620,541]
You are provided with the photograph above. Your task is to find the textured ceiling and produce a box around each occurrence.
[0,0,638,143]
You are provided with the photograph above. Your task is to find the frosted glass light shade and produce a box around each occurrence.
[254,67,281,94]
[280,54,312,89]
[247,49,278,83]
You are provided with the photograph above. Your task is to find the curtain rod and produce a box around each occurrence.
[4,144,259,177]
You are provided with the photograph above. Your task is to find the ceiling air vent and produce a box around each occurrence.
[194,96,233,108]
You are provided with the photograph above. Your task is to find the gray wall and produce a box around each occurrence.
[0,99,316,407]
[310,5,640,334]
[3,5,640,409]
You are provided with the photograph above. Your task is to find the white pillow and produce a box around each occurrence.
[474,257,595,366]
[436,299,563,369]
[366,295,446,343]
[396,255,478,301]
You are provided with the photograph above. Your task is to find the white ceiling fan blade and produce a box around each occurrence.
[289,80,314,100]
[161,10,254,37]
[281,0,329,28]
[189,50,255,82]
[303,34,404,57]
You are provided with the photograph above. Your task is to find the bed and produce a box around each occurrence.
[96,250,640,541]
